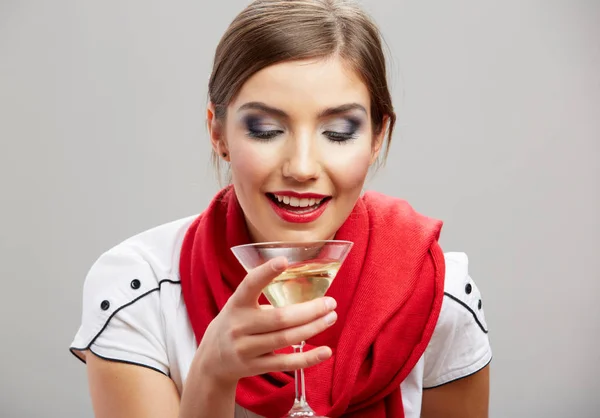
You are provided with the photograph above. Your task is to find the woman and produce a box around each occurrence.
[70,1,491,417]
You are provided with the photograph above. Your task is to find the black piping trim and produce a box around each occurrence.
[69,279,181,372]
[83,347,168,377]
[70,348,87,364]
[443,292,488,334]
[423,355,492,390]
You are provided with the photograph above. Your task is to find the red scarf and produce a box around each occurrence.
[179,186,445,417]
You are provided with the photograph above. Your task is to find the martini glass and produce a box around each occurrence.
[231,240,353,418]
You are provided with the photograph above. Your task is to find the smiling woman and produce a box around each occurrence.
[69,1,491,418]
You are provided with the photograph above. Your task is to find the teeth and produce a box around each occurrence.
[273,194,324,207]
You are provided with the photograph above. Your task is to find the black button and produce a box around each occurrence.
[478,299,482,310]
[100,300,110,311]
[131,279,141,290]
[465,283,472,294]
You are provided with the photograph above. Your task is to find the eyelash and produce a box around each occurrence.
[247,129,283,141]
[246,129,358,143]
[323,131,358,142]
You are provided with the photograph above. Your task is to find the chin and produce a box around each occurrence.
[261,227,334,243]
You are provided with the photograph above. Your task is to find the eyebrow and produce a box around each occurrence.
[237,102,368,118]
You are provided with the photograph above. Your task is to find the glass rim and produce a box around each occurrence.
[230,239,354,251]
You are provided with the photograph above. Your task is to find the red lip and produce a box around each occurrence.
[269,191,329,199]
[267,195,331,224]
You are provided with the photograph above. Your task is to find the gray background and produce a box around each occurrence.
[1,0,598,417]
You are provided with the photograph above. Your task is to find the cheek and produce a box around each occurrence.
[227,132,279,190]
[324,142,373,191]
[230,146,261,182]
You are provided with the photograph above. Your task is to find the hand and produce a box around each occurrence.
[194,256,337,386]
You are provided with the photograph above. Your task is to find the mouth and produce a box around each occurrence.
[266,192,332,223]
[267,193,330,212]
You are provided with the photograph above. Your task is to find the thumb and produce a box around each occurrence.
[231,256,287,307]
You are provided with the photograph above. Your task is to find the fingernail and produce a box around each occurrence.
[325,297,337,310]
[317,347,332,361]
[272,257,286,270]
[324,311,337,326]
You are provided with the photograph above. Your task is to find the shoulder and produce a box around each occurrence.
[422,252,492,388]
[442,252,489,334]
[70,215,197,373]
[83,215,197,291]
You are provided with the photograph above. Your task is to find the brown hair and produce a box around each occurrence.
[208,0,396,176]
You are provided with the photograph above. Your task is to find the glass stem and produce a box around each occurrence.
[292,341,308,407]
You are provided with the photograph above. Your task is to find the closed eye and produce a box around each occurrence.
[323,131,358,142]
[247,129,284,141]
[323,117,361,143]
[244,115,284,141]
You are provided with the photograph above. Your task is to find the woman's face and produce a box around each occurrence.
[210,56,385,243]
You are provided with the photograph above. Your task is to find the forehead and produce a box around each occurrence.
[230,57,371,115]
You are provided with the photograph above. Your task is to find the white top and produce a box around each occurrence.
[70,215,492,418]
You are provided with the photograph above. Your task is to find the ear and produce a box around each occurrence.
[370,115,389,165]
[207,102,230,162]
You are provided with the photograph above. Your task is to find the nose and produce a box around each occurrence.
[282,132,321,182]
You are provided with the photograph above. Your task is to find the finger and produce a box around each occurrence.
[232,256,288,307]
[244,296,337,335]
[250,346,333,374]
[240,310,338,357]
